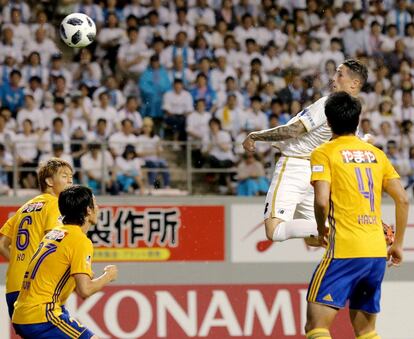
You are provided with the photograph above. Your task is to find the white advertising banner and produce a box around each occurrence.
[231,203,414,263]
[1,283,413,339]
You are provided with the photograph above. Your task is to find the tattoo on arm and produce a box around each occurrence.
[250,120,307,142]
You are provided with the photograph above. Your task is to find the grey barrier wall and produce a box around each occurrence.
[0,195,413,285]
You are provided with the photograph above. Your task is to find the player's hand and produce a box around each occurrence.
[104,265,118,281]
[243,133,256,152]
[387,244,403,267]
[361,133,375,144]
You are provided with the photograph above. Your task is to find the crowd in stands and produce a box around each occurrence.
[0,0,414,196]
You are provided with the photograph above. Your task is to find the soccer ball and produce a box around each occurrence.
[60,13,96,48]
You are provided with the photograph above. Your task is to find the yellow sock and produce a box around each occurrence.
[306,328,332,339]
[356,330,381,339]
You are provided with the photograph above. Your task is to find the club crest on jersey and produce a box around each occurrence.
[45,229,67,242]
[22,202,45,213]
[341,150,377,164]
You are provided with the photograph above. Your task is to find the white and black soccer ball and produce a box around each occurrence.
[60,13,96,48]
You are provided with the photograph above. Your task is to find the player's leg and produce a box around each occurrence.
[305,302,337,338]
[264,157,318,241]
[306,258,364,337]
[348,258,386,339]
[349,310,379,339]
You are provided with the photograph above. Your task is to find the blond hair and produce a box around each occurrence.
[38,158,73,192]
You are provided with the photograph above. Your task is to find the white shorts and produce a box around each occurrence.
[264,156,315,222]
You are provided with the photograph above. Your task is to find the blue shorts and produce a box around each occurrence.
[6,291,19,319]
[13,305,94,339]
[307,257,386,313]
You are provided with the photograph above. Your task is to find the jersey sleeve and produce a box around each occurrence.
[70,237,93,278]
[310,148,331,183]
[298,97,327,132]
[0,212,18,238]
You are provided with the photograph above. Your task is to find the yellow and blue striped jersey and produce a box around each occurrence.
[12,225,93,324]
[0,194,61,293]
[310,136,399,258]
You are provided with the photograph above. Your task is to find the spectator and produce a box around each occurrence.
[215,93,246,138]
[117,27,149,78]
[161,31,195,70]
[26,76,44,109]
[140,10,167,45]
[193,34,214,64]
[163,78,193,144]
[187,0,216,27]
[74,0,104,27]
[88,118,110,144]
[0,107,16,132]
[0,143,12,194]
[386,0,412,36]
[38,117,70,155]
[115,144,145,194]
[236,153,269,196]
[215,0,237,30]
[190,72,217,113]
[0,114,15,152]
[136,117,170,189]
[48,53,73,90]
[96,13,126,73]
[0,69,24,115]
[39,142,74,169]
[386,139,410,177]
[381,24,399,53]
[80,143,119,195]
[186,98,211,168]
[117,96,143,134]
[16,93,45,132]
[139,54,171,132]
[167,8,196,42]
[0,27,23,65]
[6,8,30,47]
[202,117,235,194]
[168,55,195,88]
[93,75,126,110]
[72,48,102,90]
[342,14,370,57]
[374,121,396,150]
[108,118,138,157]
[70,127,88,182]
[14,119,40,188]
[24,28,58,66]
[2,0,30,23]
[30,10,55,40]
[67,91,91,133]
[21,51,48,86]
[90,91,118,134]
[216,76,244,109]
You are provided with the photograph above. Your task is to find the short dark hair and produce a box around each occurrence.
[342,59,368,88]
[325,91,361,135]
[59,185,94,226]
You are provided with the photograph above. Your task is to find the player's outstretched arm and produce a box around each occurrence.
[242,120,307,152]
[0,235,11,260]
[383,178,409,266]
[74,265,118,299]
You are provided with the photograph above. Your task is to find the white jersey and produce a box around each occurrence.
[273,96,331,158]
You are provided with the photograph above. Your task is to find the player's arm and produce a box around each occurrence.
[74,265,118,299]
[0,234,11,260]
[383,178,409,266]
[313,180,331,238]
[243,120,307,152]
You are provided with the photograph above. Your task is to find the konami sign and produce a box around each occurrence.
[62,284,353,338]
